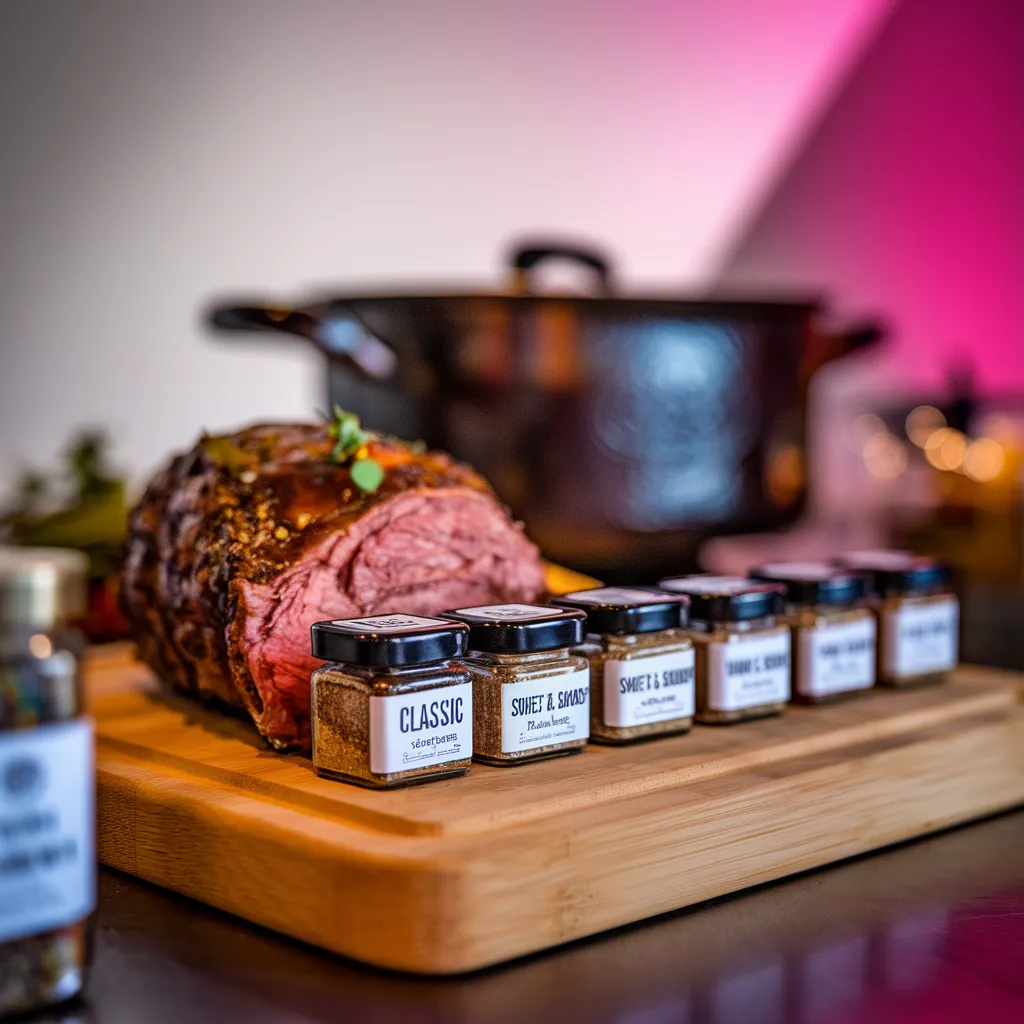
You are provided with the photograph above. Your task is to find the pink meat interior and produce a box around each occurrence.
[239,488,545,747]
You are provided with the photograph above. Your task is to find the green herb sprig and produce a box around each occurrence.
[326,406,384,494]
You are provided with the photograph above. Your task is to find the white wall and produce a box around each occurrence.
[0,0,892,487]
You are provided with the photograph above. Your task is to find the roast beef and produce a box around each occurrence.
[121,422,545,749]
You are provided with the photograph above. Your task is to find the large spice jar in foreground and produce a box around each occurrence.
[0,547,93,1019]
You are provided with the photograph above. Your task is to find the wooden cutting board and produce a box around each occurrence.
[89,593,1024,974]
[90,658,1024,974]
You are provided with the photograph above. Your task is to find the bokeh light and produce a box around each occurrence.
[863,432,907,479]
[906,405,946,447]
[923,428,967,471]
[847,413,887,452]
[963,436,1005,482]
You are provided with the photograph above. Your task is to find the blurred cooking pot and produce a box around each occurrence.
[207,241,882,580]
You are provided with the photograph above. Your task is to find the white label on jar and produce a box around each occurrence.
[797,617,876,697]
[706,632,791,711]
[501,668,590,753]
[368,683,473,775]
[0,719,95,944]
[882,597,959,678]
[603,649,695,728]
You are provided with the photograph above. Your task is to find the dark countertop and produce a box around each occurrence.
[37,809,1024,1024]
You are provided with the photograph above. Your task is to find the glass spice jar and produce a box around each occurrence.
[310,614,473,788]
[0,547,93,1020]
[551,587,694,744]
[659,576,790,724]
[835,551,959,687]
[749,563,876,704]
[441,604,589,766]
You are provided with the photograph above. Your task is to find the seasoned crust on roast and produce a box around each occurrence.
[121,422,546,748]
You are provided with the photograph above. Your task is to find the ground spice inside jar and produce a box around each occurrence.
[835,551,958,686]
[749,563,876,705]
[552,587,694,744]
[310,614,473,788]
[441,604,589,765]
[659,575,790,724]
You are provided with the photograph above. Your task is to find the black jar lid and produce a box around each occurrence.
[551,586,689,635]
[749,562,866,607]
[658,575,784,622]
[834,551,952,597]
[310,614,468,667]
[440,603,585,653]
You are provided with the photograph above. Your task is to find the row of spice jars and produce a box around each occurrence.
[308,552,959,790]
[309,592,696,789]
[660,551,959,713]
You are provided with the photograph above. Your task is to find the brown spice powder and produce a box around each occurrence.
[581,628,694,744]
[0,925,86,1016]
[690,623,790,724]
[312,662,472,788]
[785,605,875,705]
[875,593,957,688]
[468,651,589,765]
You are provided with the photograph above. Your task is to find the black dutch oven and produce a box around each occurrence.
[207,242,882,581]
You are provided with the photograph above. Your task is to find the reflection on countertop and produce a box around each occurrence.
[38,811,1024,1024]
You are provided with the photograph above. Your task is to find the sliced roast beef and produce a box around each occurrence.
[121,422,545,749]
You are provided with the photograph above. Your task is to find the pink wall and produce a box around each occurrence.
[718,0,1024,393]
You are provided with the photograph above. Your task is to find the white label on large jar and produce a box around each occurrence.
[603,650,695,728]
[0,719,94,944]
[797,617,877,697]
[706,632,791,711]
[883,597,959,678]
[501,668,590,753]
[368,683,473,775]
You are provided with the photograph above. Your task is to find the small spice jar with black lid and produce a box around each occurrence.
[551,587,694,744]
[659,575,790,724]
[441,604,589,765]
[835,551,958,687]
[749,563,876,704]
[310,614,473,788]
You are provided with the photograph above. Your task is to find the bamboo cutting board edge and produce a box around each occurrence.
[90,660,1024,973]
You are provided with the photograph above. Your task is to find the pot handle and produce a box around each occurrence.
[508,241,613,295]
[803,320,885,383]
[827,323,885,352]
[206,302,400,380]
[208,303,322,341]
